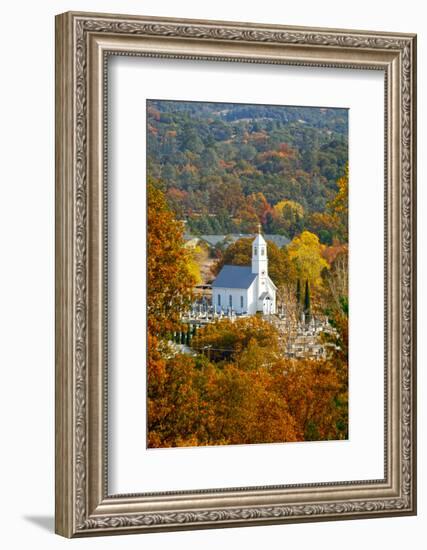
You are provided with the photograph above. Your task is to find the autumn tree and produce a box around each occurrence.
[306,164,348,244]
[320,292,349,440]
[147,180,196,336]
[147,346,205,448]
[288,230,329,291]
[165,187,187,218]
[270,359,343,441]
[185,242,211,285]
[327,163,348,242]
[198,362,301,444]
[273,199,305,238]
[192,316,280,362]
[213,238,253,275]
[247,192,273,225]
[276,282,300,324]
[306,211,335,245]
[320,245,349,439]
[234,201,259,233]
[208,178,245,216]
[322,246,349,364]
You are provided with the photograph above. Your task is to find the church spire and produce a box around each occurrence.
[251,227,268,275]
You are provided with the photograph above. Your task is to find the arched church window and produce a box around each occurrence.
[229,295,232,307]
[254,246,257,255]
[240,296,244,308]
[261,247,265,256]
[218,294,221,306]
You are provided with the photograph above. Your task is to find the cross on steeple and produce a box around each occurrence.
[257,223,262,234]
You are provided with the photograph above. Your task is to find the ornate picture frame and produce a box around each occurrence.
[55,11,417,537]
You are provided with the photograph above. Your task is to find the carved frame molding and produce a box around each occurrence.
[55,11,416,537]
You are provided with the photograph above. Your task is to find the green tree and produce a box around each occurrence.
[304,279,311,321]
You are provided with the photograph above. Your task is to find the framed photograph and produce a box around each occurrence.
[55,11,417,537]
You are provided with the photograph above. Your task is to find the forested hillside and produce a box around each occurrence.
[147,100,348,242]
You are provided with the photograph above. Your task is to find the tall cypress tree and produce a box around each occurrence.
[304,279,311,322]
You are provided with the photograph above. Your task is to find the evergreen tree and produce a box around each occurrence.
[304,279,311,322]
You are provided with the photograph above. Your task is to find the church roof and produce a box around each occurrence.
[212,265,257,290]
[197,233,289,248]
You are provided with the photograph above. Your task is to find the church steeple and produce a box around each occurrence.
[251,226,268,276]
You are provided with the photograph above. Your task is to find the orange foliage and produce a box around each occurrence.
[147,105,160,121]
[166,187,188,202]
[245,130,268,142]
[148,317,348,448]
[147,181,195,336]
[193,317,280,359]
[326,164,348,242]
[257,144,297,162]
[247,192,273,224]
[181,163,198,175]
[322,241,348,266]
[308,211,335,233]
[218,159,235,169]
[270,359,342,440]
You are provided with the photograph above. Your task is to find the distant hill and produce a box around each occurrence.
[147,100,348,238]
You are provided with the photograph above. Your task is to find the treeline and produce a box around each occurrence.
[147,100,348,241]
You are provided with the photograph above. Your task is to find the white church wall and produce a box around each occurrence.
[213,287,249,315]
[246,280,257,315]
[212,277,275,316]
[267,278,276,314]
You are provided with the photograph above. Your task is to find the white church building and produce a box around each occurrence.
[212,229,277,315]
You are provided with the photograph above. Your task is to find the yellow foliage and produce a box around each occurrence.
[187,257,202,284]
[326,163,348,242]
[288,230,329,289]
[273,199,304,218]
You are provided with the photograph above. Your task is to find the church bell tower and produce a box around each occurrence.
[252,225,268,282]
